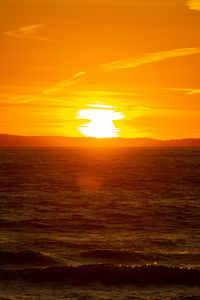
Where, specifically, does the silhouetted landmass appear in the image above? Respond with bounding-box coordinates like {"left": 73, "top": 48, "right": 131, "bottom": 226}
{"left": 0, "top": 134, "right": 200, "bottom": 147}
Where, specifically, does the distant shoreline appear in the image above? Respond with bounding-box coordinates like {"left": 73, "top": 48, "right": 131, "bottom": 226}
{"left": 0, "top": 134, "right": 200, "bottom": 147}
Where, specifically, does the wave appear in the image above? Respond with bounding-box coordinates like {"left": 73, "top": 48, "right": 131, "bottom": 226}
{"left": 81, "top": 249, "right": 200, "bottom": 265}
{"left": 0, "top": 250, "right": 58, "bottom": 266}
{"left": 0, "top": 219, "right": 50, "bottom": 230}
{"left": 81, "top": 249, "right": 149, "bottom": 262}
{"left": 1, "top": 263, "right": 200, "bottom": 286}
{"left": 0, "top": 218, "right": 107, "bottom": 231}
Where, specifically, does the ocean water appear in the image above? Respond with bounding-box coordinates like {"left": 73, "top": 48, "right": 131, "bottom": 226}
{"left": 0, "top": 147, "right": 200, "bottom": 299}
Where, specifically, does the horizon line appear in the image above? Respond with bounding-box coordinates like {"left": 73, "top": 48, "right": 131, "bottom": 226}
{"left": 0, "top": 133, "right": 200, "bottom": 142}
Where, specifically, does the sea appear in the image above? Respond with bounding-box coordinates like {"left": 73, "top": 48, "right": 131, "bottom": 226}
{"left": 0, "top": 147, "right": 200, "bottom": 300}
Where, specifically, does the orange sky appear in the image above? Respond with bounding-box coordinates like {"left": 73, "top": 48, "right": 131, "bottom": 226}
{"left": 0, "top": 0, "right": 200, "bottom": 139}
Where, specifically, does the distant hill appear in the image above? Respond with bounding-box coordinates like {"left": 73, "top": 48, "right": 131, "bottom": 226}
{"left": 0, "top": 134, "right": 200, "bottom": 147}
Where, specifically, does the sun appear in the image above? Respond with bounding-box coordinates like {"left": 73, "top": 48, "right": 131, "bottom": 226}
{"left": 77, "top": 106, "right": 124, "bottom": 138}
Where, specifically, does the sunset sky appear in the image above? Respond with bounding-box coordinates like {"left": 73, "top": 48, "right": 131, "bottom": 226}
{"left": 1, "top": 0, "right": 200, "bottom": 139}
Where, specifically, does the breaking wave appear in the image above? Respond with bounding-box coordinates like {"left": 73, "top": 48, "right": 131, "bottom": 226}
{"left": 0, "top": 250, "right": 58, "bottom": 266}
{"left": 81, "top": 249, "right": 200, "bottom": 265}
{"left": 1, "top": 263, "right": 200, "bottom": 286}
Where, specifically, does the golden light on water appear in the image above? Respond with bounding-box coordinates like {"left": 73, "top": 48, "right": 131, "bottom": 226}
{"left": 77, "top": 106, "right": 124, "bottom": 138}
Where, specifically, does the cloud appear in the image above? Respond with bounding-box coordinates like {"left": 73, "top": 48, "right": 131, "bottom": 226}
{"left": 165, "top": 88, "right": 200, "bottom": 95}
{"left": 70, "top": 90, "right": 138, "bottom": 98}
{"left": 42, "top": 72, "right": 86, "bottom": 95}
{"left": 101, "top": 47, "right": 200, "bottom": 71}
{"left": 0, "top": 72, "right": 86, "bottom": 106}
{"left": 4, "top": 24, "right": 48, "bottom": 41}
{"left": 56, "top": 72, "right": 86, "bottom": 87}
{"left": 187, "top": 0, "right": 200, "bottom": 11}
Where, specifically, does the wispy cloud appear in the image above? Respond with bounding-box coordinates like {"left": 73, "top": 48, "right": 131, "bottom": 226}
{"left": 42, "top": 72, "right": 86, "bottom": 95}
{"left": 0, "top": 72, "right": 86, "bottom": 106}
{"left": 4, "top": 24, "right": 48, "bottom": 41}
{"left": 101, "top": 47, "right": 200, "bottom": 71}
{"left": 71, "top": 90, "right": 138, "bottom": 97}
{"left": 165, "top": 88, "right": 200, "bottom": 95}
{"left": 187, "top": 0, "right": 200, "bottom": 11}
